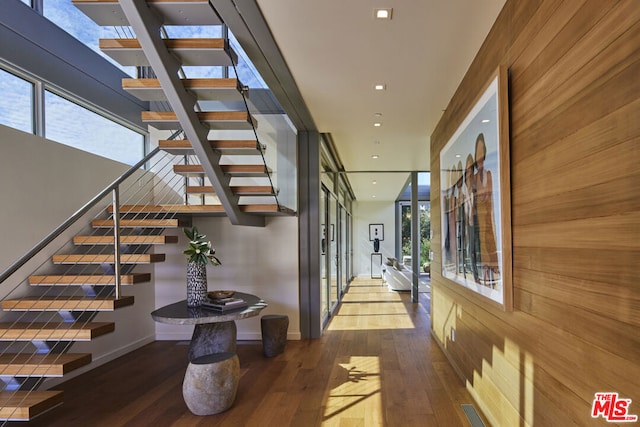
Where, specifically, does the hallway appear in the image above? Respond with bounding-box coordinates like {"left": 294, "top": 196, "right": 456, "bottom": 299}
{"left": 19, "top": 278, "right": 486, "bottom": 426}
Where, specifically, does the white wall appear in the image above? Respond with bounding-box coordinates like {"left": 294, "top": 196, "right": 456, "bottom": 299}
{"left": 352, "top": 201, "right": 396, "bottom": 277}
{"left": 153, "top": 216, "right": 301, "bottom": 341}
{"left": 0, "top": 125, "right": 131, "bottom": 272}
{"left": 0, "top": 124, "right": 156, "bottom": 383}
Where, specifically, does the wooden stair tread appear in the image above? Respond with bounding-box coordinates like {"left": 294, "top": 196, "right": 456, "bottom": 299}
{"left": 73, "top": 0, "right": 221, "bottom": 26}
{"left": 1, "top": 296, "right": 135, "bottom": 311}
{"left": 99, "top": 38, "right": 236, "bottom": 67}
{"left": 0, "top": 390, "right": 63, "bottom": 421}
{"left": 0, "top": 322, "right": 115, "bottom": 341}
{"left": 174, "top": 164, "right": 270, "bottom": 177}
{"left": 141, "top": 111, "right": 257, "bottom": 131}
{"left": 0, "top": 353, "right": 91, "bottom": 377}
{"left": 186, "top": 185, "right": 275, "bottom": 196}
{"left": 92, "top": 218, "right": 190, "bottom": 228}
{"left": 29, "top": 273, "right": 151, "bottom": 286}
{"left": 123, "top": 78, "right": 243, "bottom": 102}
{"left": 73, "top": 235, "right": 178, "bottom": 245}
{"left": 158, "top": 139, "right": 263, "bottom": 155}
{"left": 101, "top": 38, "right": 225, "bottom": 50}
{"left": 113, "top": 205, "right": 225, "bottom": 214}
{"left": 111, "top": 204, "right": 292, "bottom": 215}
{"left": 52, "top": 254, "right": 165, "bottom": 264}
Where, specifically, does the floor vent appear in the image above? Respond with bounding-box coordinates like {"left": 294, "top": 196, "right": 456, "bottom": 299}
{"left": 462, "top": 404, "right": 486, "bottom": 427}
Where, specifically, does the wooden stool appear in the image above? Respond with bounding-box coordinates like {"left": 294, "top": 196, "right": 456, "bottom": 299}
{"left": 182, "top": 352, "right": 239, "bottom": 415}
{"left": 260, "top": 314, "right": 289, "bottom": 357}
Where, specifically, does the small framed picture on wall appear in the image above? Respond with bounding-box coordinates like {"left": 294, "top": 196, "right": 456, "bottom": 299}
{"left": 369, "top": 224, "right": 384, "bottom": 241}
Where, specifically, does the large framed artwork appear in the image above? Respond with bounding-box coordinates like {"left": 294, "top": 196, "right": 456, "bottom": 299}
{"left": 439, "top": 66, "right": 512, "bottom": 310}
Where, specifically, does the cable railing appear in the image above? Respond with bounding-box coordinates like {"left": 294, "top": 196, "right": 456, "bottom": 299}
{"left": 0, "top": 132, "right": 197, "bottom": 422}
{"left": 138, "top": 20, "right": 283, "bottom": 210}
{"left": 227, "top": 33, "right": 297, "bottom": 211}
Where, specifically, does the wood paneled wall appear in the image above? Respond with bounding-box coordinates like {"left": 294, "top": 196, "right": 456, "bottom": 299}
{"left": 430, "top": 1, "right": 639, "bottom": 425}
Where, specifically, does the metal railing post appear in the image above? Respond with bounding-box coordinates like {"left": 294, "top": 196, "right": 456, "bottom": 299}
{"left": 112, "top": 187, "right": 122, "bottom": 300}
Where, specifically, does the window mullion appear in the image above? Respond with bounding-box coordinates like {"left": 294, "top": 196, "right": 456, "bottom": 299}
{"left": 33, "top": 80, "right": 45, "bottom": 137}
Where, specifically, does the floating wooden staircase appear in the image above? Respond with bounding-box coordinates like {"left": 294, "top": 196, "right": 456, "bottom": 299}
{"left": 0, "top": 0, "right": 294, "bottom": 419}
{"left": 0, "top": 214, "right": 181, "bottom": 420}
{"left": 79, "top": 0, "right": 293, "bottom": 225}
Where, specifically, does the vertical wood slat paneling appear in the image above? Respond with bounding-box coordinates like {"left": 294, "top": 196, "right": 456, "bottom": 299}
{"left": 430, "top": 1, "right": 640, "bottom": 426}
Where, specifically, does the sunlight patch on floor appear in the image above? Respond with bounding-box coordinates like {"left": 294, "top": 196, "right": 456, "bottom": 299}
{"left": 328, "top": 284, "right": 416, "bottom": 330}
{"left": 322, "top": 356, "right": 383, "bottom": 426}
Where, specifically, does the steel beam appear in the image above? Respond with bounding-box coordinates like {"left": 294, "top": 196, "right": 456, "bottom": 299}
{"left": 119, "top": 0, "right": 264, "bottom": 227}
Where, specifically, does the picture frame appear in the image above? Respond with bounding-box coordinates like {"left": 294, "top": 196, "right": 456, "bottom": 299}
{"left": 321, "top": 224, "right": 335, "bottom": 243}
{"left": 439, "top": 66, "right": 512, "bottom": 310}
{"left": 369, "top": 224, "right": 384, "bottom": 241}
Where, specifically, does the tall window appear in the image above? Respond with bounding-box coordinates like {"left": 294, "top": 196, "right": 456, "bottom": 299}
{"left": 0, "top": 69, "right": 33, "bottom": 133}
{"left": 45, "top": 91, "right": 144, "bottom": 165}
{"left": 43, "top": 0, "right": 135, "bottom": 76}
{"left": 400, "top": 202, "right": 431, "bottom": 268}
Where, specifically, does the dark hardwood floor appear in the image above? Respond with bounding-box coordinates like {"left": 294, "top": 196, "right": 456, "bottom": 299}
{"left": 13, "top": 278, "right": 486, "bottom": 426}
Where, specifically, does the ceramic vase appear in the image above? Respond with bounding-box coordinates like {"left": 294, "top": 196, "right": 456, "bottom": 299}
{"left": 186, "top": 262, "right": 207, "bottom": 307}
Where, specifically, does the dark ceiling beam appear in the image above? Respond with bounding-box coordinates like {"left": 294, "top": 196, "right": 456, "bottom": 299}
{"left": 211, "top": 0, "right": 317, "bottom": 132}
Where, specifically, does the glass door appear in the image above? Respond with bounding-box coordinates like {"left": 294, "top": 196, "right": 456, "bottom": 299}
{"left": 320, "top": 187, "right": 329, "bottom": 322}
{"left": 329, "top": 195, "right": 339, "bottom": 310}
{"left": 340, "top": 206, "right": 348, "bottom": 294}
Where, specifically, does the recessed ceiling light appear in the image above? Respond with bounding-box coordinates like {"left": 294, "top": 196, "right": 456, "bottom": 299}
{"left": 455, "top": 154, "right": 462, "bottom": 158}
{"left": 374, "top": 84, "right": 386, "bottom": 91}
{"left": 372, "top": 195, "right": 377, "bottom": 198}
{"left": 374, "top": 8, "right": 392, "bottom": 19}
{"left": 373, "top": 140, "right": 381, "bottom": 145}
{"left": 374, "top": 122, "right": 382, "bottom": 127}
{"left": 374, "top": 112, "right": 383, "bottom": 118}
{"left": 482, "top": 119, "right": 490, "bottom": 123}
{"left": 371, "top": 154, "right": 380, "bottom": 159}
{"left": 372, "top": 180, "right": 377, "bottom": 185}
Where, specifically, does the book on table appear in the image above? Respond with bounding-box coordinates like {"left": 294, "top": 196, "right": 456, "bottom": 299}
{"left": 202, "top": 297, "right": 248, "bottom": 312}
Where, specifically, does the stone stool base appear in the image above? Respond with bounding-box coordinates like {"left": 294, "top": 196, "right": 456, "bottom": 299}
{"left": 188, "top": 321, "right": 237, "bottom": 362}
{"left": 261, "top": 314, "right": 289, "bottom": 357}
{"left": 182, "top": 352, "right": 239, "bottom": 416}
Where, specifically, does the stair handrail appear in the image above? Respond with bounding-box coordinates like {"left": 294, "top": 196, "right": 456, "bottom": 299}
{"left": 0, "top": 146, "right": 160, "bottom": 286}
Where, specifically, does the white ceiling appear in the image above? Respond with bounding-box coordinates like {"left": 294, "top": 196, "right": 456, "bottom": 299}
{"left": 256, "top": 0, "right": 506, "bottom": 201}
